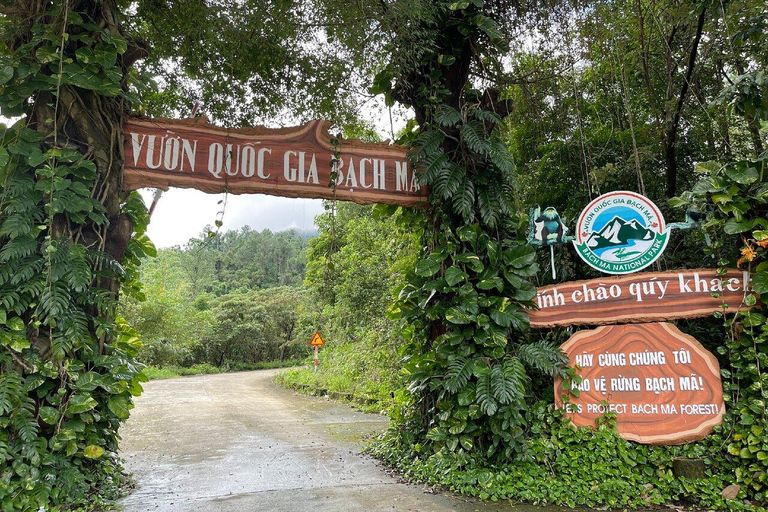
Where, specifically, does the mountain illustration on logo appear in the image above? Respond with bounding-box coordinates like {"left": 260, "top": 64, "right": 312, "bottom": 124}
{"left": 585, "top": 216, "right": 654, "bottom": 250}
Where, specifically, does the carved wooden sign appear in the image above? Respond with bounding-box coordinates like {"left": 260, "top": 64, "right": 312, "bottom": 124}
{"left": 554, "top": 323, "right": 725, "bottom": 445}
{"left": 122, "top": 117, "right": 427, "bottom": 207}
{"left": 529, "top": 268, "right": 753, "bottom": 328}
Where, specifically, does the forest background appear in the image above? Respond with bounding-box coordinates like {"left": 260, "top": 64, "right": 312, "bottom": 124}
{"left": 0, "top": 0, "right": 766, "bottom": 510}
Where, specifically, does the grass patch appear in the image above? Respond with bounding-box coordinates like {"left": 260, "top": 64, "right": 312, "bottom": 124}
{"left": 142, "top": 359, "right": 303, "bottom": 381}
{"left": 275, "top": 337, "right": 399, "bottom": 412}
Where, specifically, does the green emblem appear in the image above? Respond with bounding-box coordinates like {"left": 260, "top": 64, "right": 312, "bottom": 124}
{"left": 574, "top": 191, "right": 669, "bottom": 275}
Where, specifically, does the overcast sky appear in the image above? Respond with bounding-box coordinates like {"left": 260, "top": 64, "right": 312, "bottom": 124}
{"left": 140, "top": 189, "right": 325, "bottom": 248}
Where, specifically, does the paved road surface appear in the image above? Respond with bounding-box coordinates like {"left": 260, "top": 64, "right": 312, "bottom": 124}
{"left": 118, "top": 369, "right": 543, "bottom": 512}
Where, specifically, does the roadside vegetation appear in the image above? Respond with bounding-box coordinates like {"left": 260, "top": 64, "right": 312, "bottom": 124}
{"left": 277, "top": 2, "right": 768, "bottom": 510}
{"left": 143, "top": 360, "right": 302, "bottom": 380}
{"left": 120, "top": 228, "right": 317, "bottom": 376}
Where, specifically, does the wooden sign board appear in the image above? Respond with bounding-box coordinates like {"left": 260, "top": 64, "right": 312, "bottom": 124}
{"left": 529, "top": 269, "right": 753, "bottom": 328}
{"left": 554, "top": 323, "right": 725, "bottom": 445}
{"left": 123, "top": 117, "right": 428, "bottom": 207}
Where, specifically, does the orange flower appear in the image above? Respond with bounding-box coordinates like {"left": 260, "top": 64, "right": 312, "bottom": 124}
{"left": 738, "top": 241, "right": 757, "bottom": 267}
{"left": 757, "top": 238, "right": 768, "bottom": 249}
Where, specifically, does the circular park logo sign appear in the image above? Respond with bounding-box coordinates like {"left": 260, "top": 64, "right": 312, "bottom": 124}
{"left": 574, "top": 191, "right": 668, "bottom": 275}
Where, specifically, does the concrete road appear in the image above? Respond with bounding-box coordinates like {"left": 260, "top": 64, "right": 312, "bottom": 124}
{"left": 118, "top": 369, "right": 540, "bottom": 512}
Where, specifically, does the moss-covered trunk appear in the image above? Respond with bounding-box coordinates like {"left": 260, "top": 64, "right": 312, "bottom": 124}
{"left": 0, "top": 1, "right": 150, "bottom": 509}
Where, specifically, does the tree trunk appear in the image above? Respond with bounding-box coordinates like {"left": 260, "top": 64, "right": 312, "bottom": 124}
{"left": 662, "top": 5, "right": 707, "bottom": 198}
{"left": 734, "top": 59, "right": 765, "bottom": 155}
{"left": 0, "top": 1, "right": 150, "bottom": 505}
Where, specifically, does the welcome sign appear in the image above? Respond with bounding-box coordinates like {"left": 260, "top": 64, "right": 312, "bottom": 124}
{"left": 122, "top": 117, "right": 428, "bottom": 207}
{"left": 530, "top": 269, "right": 753, "bottom": 328}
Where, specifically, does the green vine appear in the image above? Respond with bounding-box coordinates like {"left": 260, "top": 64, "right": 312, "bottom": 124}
{"left": 372, "top": 0, "right": 568, "bottom": 465}
{"left": 674, "top": 151, "right": 768, "bottom": 502}
{"left": 0, "top": 3, "right": 152, "bottom": 509}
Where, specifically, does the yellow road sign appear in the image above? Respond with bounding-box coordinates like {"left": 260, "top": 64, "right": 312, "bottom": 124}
{"left": 309, "top": 331, "right": 325, "bottom": 347}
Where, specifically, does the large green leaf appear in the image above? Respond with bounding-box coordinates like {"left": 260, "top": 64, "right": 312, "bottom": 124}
{"left": 477, "top": 276, "right": 503, "bottom": 290}
{"left": 75, "top": 372, "right": 102, "bottom": 392}
{"left": 445, "top": 306, "right": 474, "bottom": 324}
{"left": 38, "top": 406, "right": 60, "bottom": 425}
{"left": 723, "top": 218, "right": 755, "bottom": 234}
{"left": 455, "top": 253, "right": 484, "bottom": 273}
{"left": 415, "top": 253, "right": 444, "bottom": 277}
{"left": 84, "top": 444, "right": 105, "bottom": 459}
{"left": 107, "top": 395, "right": 131, "bottom": 420}
{"left": 752, "top": 271, "right": 768, "bottom": 295}
{"left": 726, "top": 164, "right": 759, "bottom": 185}
{"left": 67, "top": 394, "right": 98, "bottom": 415}
{"left": 504, "top": 246, "right": 536, "bottom": 268}
{"left": 445, "top": 266, "right": 468, "bottom": 286}
{"left": 0, "top": 65, "right": 14, "bottom": 85}
{"left": 6, "top": 316, "right": 24, "bottom": 331}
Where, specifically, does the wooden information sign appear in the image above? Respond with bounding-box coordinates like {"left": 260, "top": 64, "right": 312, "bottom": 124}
{"left": 123, "top": 117, "right": 427, "bottom": 207}
{"left": 529, "top": 268, "right": 753, "bottom": 328}
{"left": 554, "top": 323, "right": 725, "bottom": 445}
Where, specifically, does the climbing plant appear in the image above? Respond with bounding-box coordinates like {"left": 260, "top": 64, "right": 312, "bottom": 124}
{"left": 0, "top": 1, "right": 152, "bottom": 509}
{"left": 669, "top": 19, "right": 768, "bottom": 500}
{"left": 673, "top": 155, "right": 768, "bottom": 500}
{"left": 372, "top": 0, "right": 568, "bottom": 463}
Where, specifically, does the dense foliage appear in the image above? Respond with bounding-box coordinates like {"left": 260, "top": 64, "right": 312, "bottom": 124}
{"left": 121, "top": 228, "right": 312, "bottom": 370}
{"left": 370, "top": 406, "right": 753, "bottom": 509}
{"left": 277, "top": 202, "right": 418, "bottom": 405}
{"left": 281, "top": 0, "right": 768, "bottom": 508}
{"left": 0, "top": 2, "right": 151, "bottom": 509}
{"left": 127, "top": 0, "right": 383, "bottom": 125}
{"left": 366, "top": 0, "right": 571, "bottom": 467}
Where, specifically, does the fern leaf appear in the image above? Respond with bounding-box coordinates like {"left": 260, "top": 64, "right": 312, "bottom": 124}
{"left": 434, "top": 104, "right": 463, "bottom": 127}
{"left": 0, "top": 289, "right": 22, "bottom": 313}
{"left": 443, "top": 165, "right": 464, "bottom": 199}
{"left": 475, "top": 367, "right": 498, "bottom": 415}
{"left": 66, "top": 244, "right": 92, "bottom": 292}
{"left": 17, "top": 275, "right": 45, "bottom": 297}
{"left": 445, "top": 357, "right": 473, "bottom": 393}
{"left": 460, "top": 120, "right": 491, "bottom": 155}
{"left": 489, "top": 138, "right": 514, "bottom": 174}
{"left": 39, "top": 281, "right": 72, "bottom": 326}
{"left": 0, "top": 259, "right": 20, "bottom": 286}
{"left": 13, "top": 406, "right": 39, "bottom": 444}
{"left": 10, "top": 257, "right": 44, "bottom": 287}
{"left": 470, "top": 108, "right": 502, "bottom": 125}
{"left": 490, "top": 364, "right": 513, "bottom": 404}
{"left": 451, "top": 178, "right": 475, "bottom": 222}
{"left": 421, "top": 151, "right": 448, "bottom": 184}
{"left": 413, "top": 129, "right": 445, "bottom": 160}
{"left": 0, "top": 212, "right": 34, "bottom": 237}
{"left": 0, "top": 234, "right": 37, "bottom": 262}
{"left": 477, "top": 188, "right": 498, "bottom": 228}
{"left": 0, "top": 371, "right": 23, "bottom": 415}
{"left": 489, "top": 357, "right": 528, "bottom": 406}
{"left": 518, "top": 341, "right": 568, "bottom": 377}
